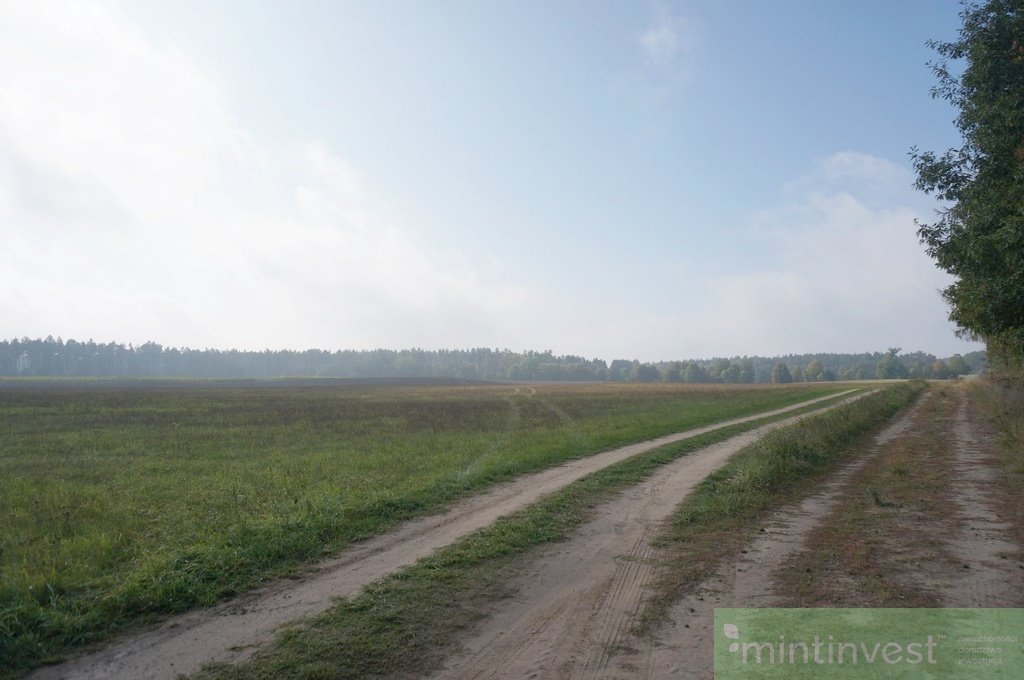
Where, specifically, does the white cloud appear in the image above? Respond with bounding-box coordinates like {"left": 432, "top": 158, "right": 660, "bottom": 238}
{"left": 650, "top": 153, "right": 982, "bottom": 358}
{"left": 818, "top": 151, "right": 908, "bottom": 184}
{"left": 525, "top": 152, "right": 980, "bottom": 362}
{"left": 638, "top": 4, "right": 698, "bottom": 67}
{"left": 0, "top": 1, "right": 529, "bottom": 351}
{"left": 640, "top": 17, "right": 678, "bottom": 64}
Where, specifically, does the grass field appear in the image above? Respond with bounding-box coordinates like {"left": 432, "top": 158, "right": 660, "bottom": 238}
{"left": 0, "top": 379, "right": 845, "bottom": 672}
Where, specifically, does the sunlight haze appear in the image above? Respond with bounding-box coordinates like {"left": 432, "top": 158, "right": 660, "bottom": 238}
{"left": 0, "top": 0, "right": 983, "bottom": 360}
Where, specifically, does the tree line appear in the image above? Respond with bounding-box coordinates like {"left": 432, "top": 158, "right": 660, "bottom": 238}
{"left": 911, "top": 0, "right": 1024, "bottom": 370}
{"left": 0, "top": 337, "right": 983, "bottom": 383}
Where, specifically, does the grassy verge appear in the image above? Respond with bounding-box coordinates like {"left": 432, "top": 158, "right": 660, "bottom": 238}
{"left": 967, "top": 374, "right": 1024, "bottom": 557}
{"left": 193, "top": 389, "right": 865, "bottom": 680}
{"left": 973, "top": 373, "right": 1024, "bottom": 472}
{"left": 637, "top": 380, "right": 926, "bottom": 629}
{"left": 1, "top": 382, "right": 844, "bottom": 674}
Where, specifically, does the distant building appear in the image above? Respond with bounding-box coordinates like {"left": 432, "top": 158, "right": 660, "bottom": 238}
{"left": 16, "top": 351, "right": 31, "bottom": 374}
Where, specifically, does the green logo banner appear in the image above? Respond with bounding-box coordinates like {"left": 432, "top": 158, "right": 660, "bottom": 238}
{"left": 714, "top": 608, "right": 1023, "bottom": 678}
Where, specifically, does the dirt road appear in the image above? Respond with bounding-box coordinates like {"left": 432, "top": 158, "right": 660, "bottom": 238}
{"left": 32, "top": 391, "right": 853, "bottom": 680}
{"left": 584, "top": 384, "right": 1023, "bottom": 680}
{"left": 428, "top": 391, "right": 874, "bottom": 680}
{"left": 610, "top": 391, "right": 936, "bottom": 679}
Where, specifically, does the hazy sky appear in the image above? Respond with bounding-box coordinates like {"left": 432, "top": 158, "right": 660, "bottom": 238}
{"left": 1, "top": 1, "right": 985, "bottom": 360}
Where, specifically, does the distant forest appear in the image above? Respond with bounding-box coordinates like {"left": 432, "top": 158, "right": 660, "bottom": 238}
{"left": 0, "top": 337, "right": 985, "bottom": 383}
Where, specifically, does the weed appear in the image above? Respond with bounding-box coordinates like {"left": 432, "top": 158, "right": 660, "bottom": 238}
{"left": 868, "top": 487, "right": 899, "bottom": 508}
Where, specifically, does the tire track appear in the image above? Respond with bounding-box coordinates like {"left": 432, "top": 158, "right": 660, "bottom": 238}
{"left": 583, "top": 533, "right": 657, "bottom": 674}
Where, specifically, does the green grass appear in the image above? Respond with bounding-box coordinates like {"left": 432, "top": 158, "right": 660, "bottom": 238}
{"left": 976, "top": 372, "right": 1024, "bottom": 467}
{"left": 0, "top": 380, "right": 845, "bottom": 674}
{"left": 195, "top": 388, "right": 865, "bottom": 680}
{"left": 969, "top": 374, "right": 1024, "bottom": 558}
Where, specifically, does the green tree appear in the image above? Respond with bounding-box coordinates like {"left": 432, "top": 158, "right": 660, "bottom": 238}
{"left": 876, "top": 347, "right": 909, "bottom": 379}
{"left": 608, "top": 359, "right": 634, "bottom": 382}
{"left": 631, "top": 363, "right": 662, "bottom": 382}
{"left": 771, "top": 362, "right": 793, "bottom": 384}
{"left": 804, "top": 359, "right": 825, "bottom": 382}
{"left": 911, "top": 0, "right": 1024, "bottom": 363}
{"left": 684, "top": 362, "right": 709, "bottom": 383}
{"left": 664, "top": 361, "right": 683, "bottom": 382}
{"left": 909, "top": 363, "right": 932, "bottom": 379}
{"left": 947, "top": 354, "right": 970, "bottom": 376}
{"left": 738, "top": 359, "right": 756, "bottom": 383}
{"left": 721, "top": 364, "right": 742, "bottom": 383}
{"left": 707, "top": 358, "right": 731, "bottom": 382}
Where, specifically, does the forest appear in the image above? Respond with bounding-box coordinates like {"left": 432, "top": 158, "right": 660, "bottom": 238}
{"left": 0, "top": 336, "right": 983, "bottom": 383}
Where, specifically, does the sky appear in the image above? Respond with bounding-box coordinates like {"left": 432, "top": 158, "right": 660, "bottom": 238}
{"left": 0, "top": 0, "right": 986, "bottom": 361}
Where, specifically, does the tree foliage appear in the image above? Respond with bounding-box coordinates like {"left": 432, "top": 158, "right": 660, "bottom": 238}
{"left": 804, "top": 359, "right": 825, "bottom": 382}
{"left": 876, "top": 348, "right": 911, "bottom": 379}
{"left": 683, "top": 361, "right": 710, "bottom": 383}
{"left": 911, "top": 0, "right": 1024, "bottom": 363}
{"left": 631, "top": 363, "right": 662, "bottom": 382}
{"left": 0, "top": 337, "right": 985, "bottom": 382}
{"left": 771, "top": 362, "right": 793, "bottom": 384}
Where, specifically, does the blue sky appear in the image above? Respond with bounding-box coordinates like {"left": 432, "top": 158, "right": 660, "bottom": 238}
{"left": 0, "top": 1, "right": 984, "bottom": 360}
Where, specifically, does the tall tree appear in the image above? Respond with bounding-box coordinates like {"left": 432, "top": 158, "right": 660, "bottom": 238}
{"left": 707, "top": 358, "right": 732, "bottom": 382}
{"left": 738, "top": 359, "right": 756, "bottom": 383}
{"left": 721, "top": 364, "right": 742, "bottom": 383}
{"left": 804, "top": 359, "right": 825, "bottom": 382}
{"left": 683, "top": 361, "right": 709, "bottom": 384}
{"left": 876, "top": 347, "right": 910, "bottom": 379}
{"left": 911, "top": 0, "right": 1024, "bottom": 365}
{"left": 771, "top": 362, "right": 793, "bottom": 384}
{"left": 947, "top": 354, "right": 971, "bottom": 376}
{"left": 664, "top": 361, "right": 684, "bottom": 382}
{"left": 631, "top": 363, "right": 662, "bottom": 382}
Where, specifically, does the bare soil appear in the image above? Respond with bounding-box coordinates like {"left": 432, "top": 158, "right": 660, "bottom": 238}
{"left": 30, "top": 392, "right": 850, "bottom": 680}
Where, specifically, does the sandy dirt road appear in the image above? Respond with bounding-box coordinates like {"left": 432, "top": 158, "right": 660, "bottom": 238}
{"left": 428, "top": 391, "right": 874, "bottom": 680}
{"left": 31, "top": 391, "right": 853, "bottom": 680}
{"left": 615, "top": 391, "right": 935, "bottom": 680}
{"left": 599, "top": 384, "right": 1023, "bottom": 680}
